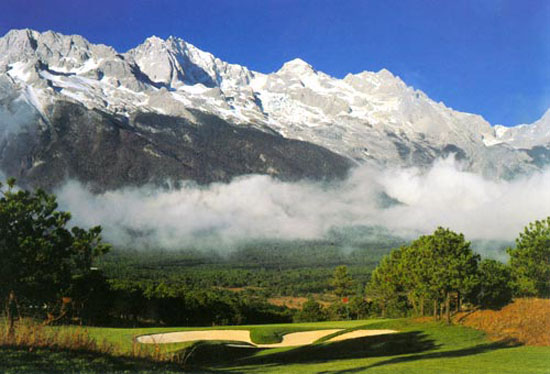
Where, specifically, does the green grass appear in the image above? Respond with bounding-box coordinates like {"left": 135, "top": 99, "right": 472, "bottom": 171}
{"left": 247, "top": 320, "right": 383, "bottom": 344}
{"left": 2, "top": 319, "right": 550, "bottom": 373}
{"left": 0, "top": 347, "right": 184, "bottom": 374}
{"left": 204, "top": 320, "right": 550, "bottom": 374}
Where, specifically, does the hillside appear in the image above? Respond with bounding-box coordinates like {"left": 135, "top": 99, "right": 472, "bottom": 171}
{"left": 458, "top": 298, "right": 550, "bottom": 346}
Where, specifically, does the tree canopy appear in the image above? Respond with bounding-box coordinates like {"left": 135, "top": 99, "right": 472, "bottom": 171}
{"left": 366, "top": 227, "right": 480, "bottom": 322}
{"left": 470, "top": 259, "right": 513, "bottom": 309}
{"left": 0, "top": 178, "right": 110, "bottom": 328}
{"left": 508, "top": 217, "right": 550, "bottom": 297}
{"left": 294, "top": 297, "right": 327, "bottom": 322}
{"left": 331, "top": 265, "right": 354, "bottom": 298}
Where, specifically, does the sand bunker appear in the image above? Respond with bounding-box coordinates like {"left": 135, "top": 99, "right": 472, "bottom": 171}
{"left": 137, "top": 330, "right": 252, "bottom": 345}
{"left": 137, "top": 329, "right": 396, "bottom": 348}
{"left": 327, "top": 329, "right": 397, "bottom": 342}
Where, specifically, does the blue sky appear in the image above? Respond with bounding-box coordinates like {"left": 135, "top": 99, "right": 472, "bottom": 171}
{"left": 1, "top": 0, "right": 549, "bottom": 126}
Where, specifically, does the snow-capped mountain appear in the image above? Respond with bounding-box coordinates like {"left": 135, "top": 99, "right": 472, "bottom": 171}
{"left": 493, "top": 109, "right": 550, "bottom": 149}
{"left": 0, "top": 29, "right": 549, "bottom": 189}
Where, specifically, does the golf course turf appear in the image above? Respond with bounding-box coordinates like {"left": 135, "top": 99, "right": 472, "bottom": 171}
{"left": 2, "top": 318, "right": 549, "bottom": 373}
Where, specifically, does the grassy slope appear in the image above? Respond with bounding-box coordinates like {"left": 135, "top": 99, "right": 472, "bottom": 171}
{"left": 458, "top": 298, "right": 550, "bottom": 346}
{"left": 192, "top": 320, "right": 550, "bottom": 374}
{"left": 0, "top": 348, "right": 184, "bottom": 374}
{"left": 2, "top": 319, "right": 549, "bottom": 374}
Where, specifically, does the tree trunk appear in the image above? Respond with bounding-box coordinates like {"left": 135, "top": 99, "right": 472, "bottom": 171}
{"left": 420, "top": 296, "right": 425, "bottom": 316}
{"left": 6, "top": 290, "right": 17, "bottom": 339}
{"left": 410, "top": 294, "right": 418, "bottom": 316}
{"left": 433, "top": 299, "right": 438, "bottom": 321}
{"left": 7, "top": 308, "right": 15, "bottom": 340}
{"left": 445, "top": 291, "right": 451, "bottom": 324}
{"left": 455, "top": 292, "right": 460, "bottom": 313}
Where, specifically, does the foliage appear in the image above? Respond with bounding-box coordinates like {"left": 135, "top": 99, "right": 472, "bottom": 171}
{"left": 327, "top": 301, "right": 350, "bottom": 321}
{"left": 507, "top": 217, "right": 550, "bottom": 297}
{"left": 95, "top": 246, "right": 382, "bottom": 298}
{"left": 0, "top": 179, "right": 110, "bottom": 324}
{"left": 89, "top": 279, "right": 293, "bottom": 327}
{"left": 366, "top": 227, "right": 480, "bottom": 321}
{"left": 470, "top": 259, "right": 513, "bottom": 309}
{"left": 325, "top": 297, "right": 374, "bottom": 321}
{"left": 294, "top": 298, "right": 327, "bottom": 322}
{"left": 365, "top": 246, "right": 408, "bottom": 317}
{"left": 331, "top": 265, "right": 355, "bottom": 298}
{"left": 347, "top": 296, "right": 373, "bottom": 320}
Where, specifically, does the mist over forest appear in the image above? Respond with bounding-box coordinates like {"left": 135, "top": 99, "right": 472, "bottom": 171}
{"left": 41, "top": 157, "right": 548, "bottom": 255}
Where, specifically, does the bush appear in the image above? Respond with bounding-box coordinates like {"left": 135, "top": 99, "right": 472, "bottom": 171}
{"left": 294, "top": 298, "right": 327, "bottom": 322}
{"left": 348, "top": 296, "right": 373, "bottom": 319}
{"left": 471, "top": 259, "right": 513, "bottom": 309}
{"left": 327, "top": 301, "right": 350, "bottom": 321}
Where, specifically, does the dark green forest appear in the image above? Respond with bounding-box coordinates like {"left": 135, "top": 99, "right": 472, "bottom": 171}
{"left": 88, "top": 235, "right": 403, "bottom": 326}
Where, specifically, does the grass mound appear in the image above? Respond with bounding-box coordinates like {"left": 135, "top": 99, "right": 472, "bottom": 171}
{"left": 0, "top": 319, "right": 113, "bottom": 355}
{"left": 0, "top": 319, "right": 184, "bottom": 368}
{"left": 249, "top": 326, "right": 322, "bottom": 344}
{"left": 458, "top": 298, "right": 550, "bottom": 346}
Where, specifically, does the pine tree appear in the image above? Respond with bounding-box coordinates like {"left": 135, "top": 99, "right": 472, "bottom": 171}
{"left": 508, "top": 217, "right": 550, "bottom": 297}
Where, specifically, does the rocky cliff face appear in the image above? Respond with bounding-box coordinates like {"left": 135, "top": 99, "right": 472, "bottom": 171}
{"left": 0, "top": 29, "right": 549, "bottom": 190}
{"left": 1, "top": 98, "right": 352, "bottom": 191}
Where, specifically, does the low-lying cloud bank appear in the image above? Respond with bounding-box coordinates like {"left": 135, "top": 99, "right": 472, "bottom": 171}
{"left": 50, "top": 157, "right": 550, "bottom": 250}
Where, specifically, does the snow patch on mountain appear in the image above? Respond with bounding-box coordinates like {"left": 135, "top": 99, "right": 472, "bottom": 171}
{"left": 493, "top": 109, "right": 550, "bottom": 149}
{"left": 0, "top": 28, "right": 549, "bottom": 179}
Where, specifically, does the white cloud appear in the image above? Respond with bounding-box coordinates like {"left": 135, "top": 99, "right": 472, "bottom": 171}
{"left": 51, "top": 157, "right": 550, "bottom": 250}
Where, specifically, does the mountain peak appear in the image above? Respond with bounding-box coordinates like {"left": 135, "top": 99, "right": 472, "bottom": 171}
{"left": 140, "top": 35, "right": 191, "bottom": 53}
{"left": 278, "top": 58, "right": 315, "bottom": 74}
{"left": 3, "top": 28, "right": 40, "bottom": 39}
{"left": 0, "top": 28, "right": 40, "bottom": 55}
{"left": 166, "top": 35, "right": 184, "bottom": 43}
{"left": 377, "top": 68, "right": 395, "bottom": 78}
{"left": 0, "top": 28, "right": 98, "bottom": 69}
{"left": 143, "top": 35, "right": 165, "bottom": 44}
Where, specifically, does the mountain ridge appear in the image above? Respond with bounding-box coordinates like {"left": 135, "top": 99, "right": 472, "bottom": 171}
{"left": 1, "top": 28, "right": 549, "bottom": 188}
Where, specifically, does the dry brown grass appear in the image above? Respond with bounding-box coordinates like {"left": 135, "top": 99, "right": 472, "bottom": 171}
{"left": 0, "top": 318, "right": 113, "bottom": 354}
{"left": 217, "top": 286, "right": 264, "bottom": 293}
{"left": 267, "top": 296, "right": 309, "bottom": 309}
{"left": 267, "top": 295, "right": 334, "bottom": 309}
{"left": 457, "top": 298, "right": 550, "bottom": 346}
{"left": 0, "top": 319, "right": 178, "bottom": 364}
